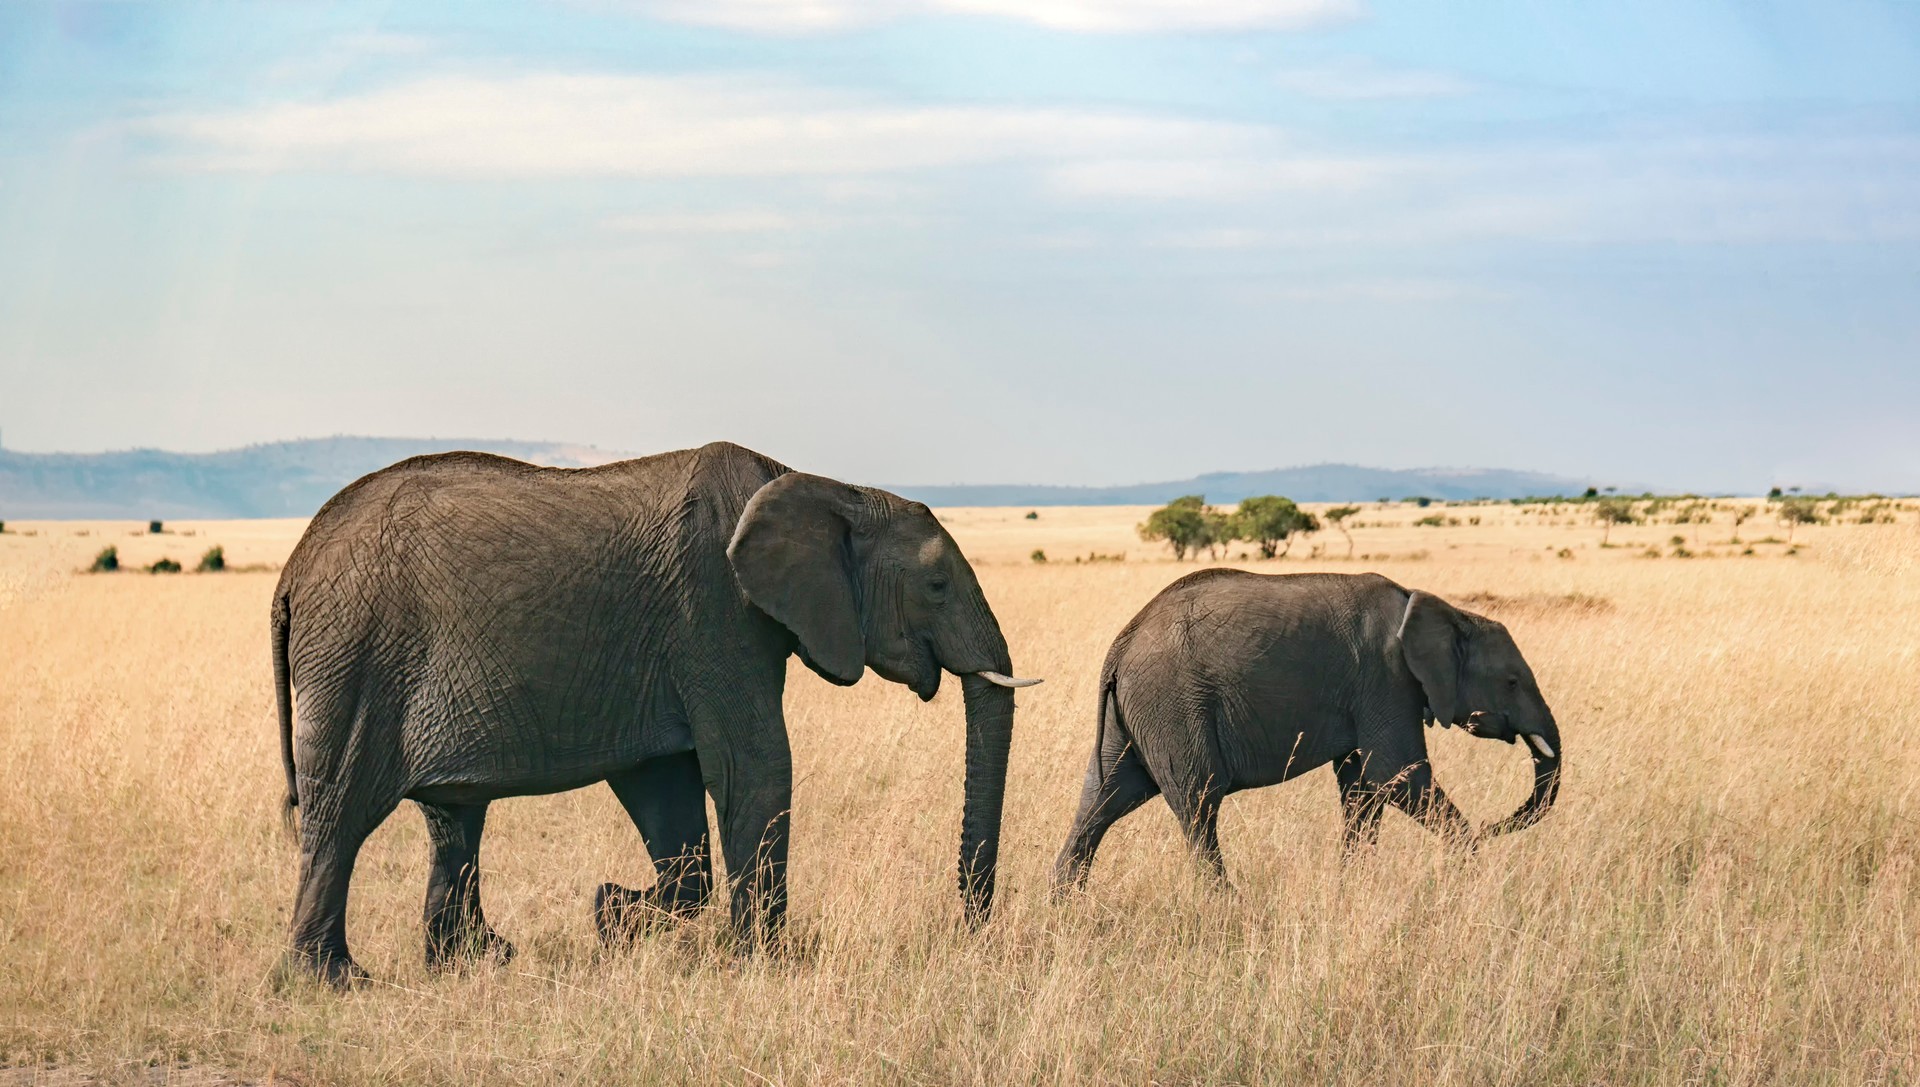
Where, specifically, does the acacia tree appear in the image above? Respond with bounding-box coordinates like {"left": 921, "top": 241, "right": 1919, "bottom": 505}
{"left": 1199, "top": 508, "right": 1235, "bottom": 560}
{"left": 1232, "top": 495, "right": 1320, "bottom": 559}
{"left": 1594, "top": 497, "right": 1638, "bottom": 545}
{"left": 1139, "top": 495, "right": 1210, "bottom": 560}
{"left": 1324, "top": 505, "right": 1359, "bottom": 559}
{"left": 1778, "top": 497, "right": 1823, "bottom": 541}
{"left": 1730, "top": 504, "right": 1757, "bottom": 543}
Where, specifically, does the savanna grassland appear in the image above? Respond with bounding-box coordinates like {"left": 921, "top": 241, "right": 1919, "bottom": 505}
{"left": 2, "top": 498, "right": 1917, "bottom": 1085}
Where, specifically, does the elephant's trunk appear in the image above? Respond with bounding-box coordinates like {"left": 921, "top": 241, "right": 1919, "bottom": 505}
{"left": 958, "top": 673, "right": 1014, "bottom": 925}
{"left": 1480, "top": 720, "right": 1561, "bottom": 839}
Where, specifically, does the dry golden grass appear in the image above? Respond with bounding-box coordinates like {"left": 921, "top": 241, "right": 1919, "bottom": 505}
{"left": 2, "top": 501, "right": 1917, "bottom": 1085}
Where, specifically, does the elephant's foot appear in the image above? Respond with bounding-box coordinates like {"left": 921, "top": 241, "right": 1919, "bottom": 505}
{"left": 282, "top": 946, "right": 372, "bottom": 991}
{"left": 425, "top": 925, "right": 516, "bottom": 973}
{"left": 594, "top": 882, "right": 702, "bottom": 946}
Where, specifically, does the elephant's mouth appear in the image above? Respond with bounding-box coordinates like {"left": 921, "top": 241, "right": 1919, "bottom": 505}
{"left": 871, "top": 636, "right": 942, "bottom": 702}
{"left": 1464, "top": 709, "right": 1517, "bottom": 744}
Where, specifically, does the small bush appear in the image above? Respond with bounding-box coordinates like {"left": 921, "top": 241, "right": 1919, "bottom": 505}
{"left": 1642, "top": 547, "right": 1662, "bottom": 559}
{"left": 89, "top": 546, "right": 119, "bottom": 573}
{"left": 0, "top": 520, "right": 6, "bottom": 533}
{"left": 148, "top": 520, "right": 165, "bottom": 535}
{"left": 196, "top": 546, "right": 226, "bottom": 573}
{"left": 1414, "top": 514, "right": 1446, "bottom": 527}
{"left": 1556, "top": 548, "right": 1575, "bottom": 559}
{"left": 1670, "top": 536, "right": 1687, "bottom": 548}
{"left": 1024, "top": 511, "right": 1038, "bottom": 520}
{"left": 1029, "top": 549, "right": 1046, "bottom": 563}
{"left": 149, "top": 557, "right": 182, "bottom": 574}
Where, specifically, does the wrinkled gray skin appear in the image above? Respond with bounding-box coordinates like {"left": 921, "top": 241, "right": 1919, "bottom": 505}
{"left": 1052, "top": 571, "right": 1561, "bottom": 892}
{"left": 272, "top": 442, "right": 1024, "bottom": 987}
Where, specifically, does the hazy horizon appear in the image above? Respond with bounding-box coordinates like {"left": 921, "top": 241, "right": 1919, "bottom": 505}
{"left": 4, "top": 2, "right": 1919, "bottom": 493}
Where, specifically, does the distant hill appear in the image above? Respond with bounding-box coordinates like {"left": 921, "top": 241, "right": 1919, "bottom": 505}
{"left": 889, "top": 464, "right": 1597, "bottom": 507}
{"left": 0, "top": 437, "right": 625, "bottom": 519}
{"left": 0, "top": 438, "right": 1599, "bottom": 519}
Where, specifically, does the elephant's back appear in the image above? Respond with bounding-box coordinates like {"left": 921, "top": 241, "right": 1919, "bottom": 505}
{"left": 1115, "top": 569, "right": 1400, "bottom": 653}
{"left": 275, "top": 441, "right": 787, "bottom": 673}
{"left": 1108, "top": 570, "right": 1399, "bottom": 783}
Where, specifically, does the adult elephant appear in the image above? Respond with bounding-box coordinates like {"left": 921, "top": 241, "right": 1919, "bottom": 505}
{"left": 271, "top": 442, "right": 1037, "bottom": 987}
{"left": 1051, "top": 571, "right": 1560, "bottom": 892}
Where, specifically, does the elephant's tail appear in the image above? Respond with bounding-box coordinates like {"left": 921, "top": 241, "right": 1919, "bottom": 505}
{"left": 272, "top": 591, "right": 298, "bottom": 839}
{"left": 1094, "top": 643, "right": 1125, "bottom": 760}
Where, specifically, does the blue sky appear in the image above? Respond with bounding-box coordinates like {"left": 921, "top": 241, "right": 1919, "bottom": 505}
{"left": 2, "top": 1, "right": 1918, "bottom": 491}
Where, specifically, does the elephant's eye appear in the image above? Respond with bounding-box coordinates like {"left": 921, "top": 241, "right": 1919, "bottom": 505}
{"left": 929, "top": 578, "right": 949, "bottom": 595}
{"left": 1507, "top": 675, "right": 1520, "bottom": 689}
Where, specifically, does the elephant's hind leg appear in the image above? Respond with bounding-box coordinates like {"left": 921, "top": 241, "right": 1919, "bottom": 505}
{"left": 1163, "top": 781, "right": 1229, "bottom": 885}
{"left": 1051, "top": 737, "right": 1160, "bottom": 895}
{"left": 596, "top": 751, "right": 715, "bottom": 945}
{"left": 287, "top": 774, "right": 401, "bottom": 989}
{"left": 418, "top": 800, "right": 514, "bottom": 971}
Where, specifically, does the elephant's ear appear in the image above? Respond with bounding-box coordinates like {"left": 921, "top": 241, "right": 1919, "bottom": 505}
{"left": 1399, "top": 591, "right": 1466, "bottom": 726}
{"left": 728, "top": 473, "right": 867, "bottom": 685}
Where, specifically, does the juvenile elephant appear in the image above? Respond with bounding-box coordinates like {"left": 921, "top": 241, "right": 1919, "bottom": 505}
{"left": 272, "top": 441, "right": 1037, "bottom": 986}
{"left": 1052, "top": 571, "right": 1560, "bottom": 891}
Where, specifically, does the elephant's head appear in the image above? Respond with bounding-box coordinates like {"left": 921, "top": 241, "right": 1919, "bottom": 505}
{"left": 727, "top": 472, "right": 1038, "bottom": 923}
{"left": 1398, "top": 591, "right": 1561, "bottom": 839}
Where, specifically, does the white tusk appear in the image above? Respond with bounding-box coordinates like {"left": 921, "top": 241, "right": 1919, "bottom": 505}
{"left": 976, "top": 671, "right": 1043, "bottom": 688}
{"left": 1524, "top": 734, "right": 1557, "bottom": 759}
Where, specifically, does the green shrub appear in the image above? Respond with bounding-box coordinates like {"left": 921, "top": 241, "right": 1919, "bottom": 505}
{"left": 1414, "top": 514, "right": 1446, "bottom": 527}
{"left": 1024, "top": 511, "right": 1039, "bottom": 520}
{"left": 89, "top": 546, "right": 119, "bottom": 573}
{"left": 196, "top": 546, "right": 226, "bottom": 573}
{"left": 1230, "top": 496, "right": 1317, "bottom": 559}
{"left": 148, "top": 520, "right": 165, "bottom": 535}
{"left": 149, "top": 557, "right": 182, "bottom": 574}
{"left": 1139, "top": 496, "right": 1211, "bottom": 561}
{"left": 1030, "top": 549, "right": 1046, "bottom": 563}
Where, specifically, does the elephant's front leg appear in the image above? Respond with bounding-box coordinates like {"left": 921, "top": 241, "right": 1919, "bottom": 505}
{"left": 703, "top": 728, "right": 793, "bottom": 947}
{"left": 595, "top": 752, "right": 715, "bottom": 945}
{"left": 418, "top": 800, "right": 515, "bottom": 971}
{"left": 1380, "top": 760, "right": 1474, "bottom": 846}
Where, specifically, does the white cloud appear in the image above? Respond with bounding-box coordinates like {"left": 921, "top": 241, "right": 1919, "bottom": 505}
{"left": 1272, "top": 58, "right": 1471, "bottom": 100}
{"left": 1059, "top": 132, "right": 1920, "bottom": 246}
{"left": 603, "top": 210, "right": 810, "bottom": 233}
{"left": 1047, "top": 154, "right": 1413, "bottom": 199}
{"left": 133, "top": 69, "right": 1920, "bottom": 250}
{"left": 1263, "top": 278, "right": 1514, "bottom": 302}
{"left": 331, "top": 32, "right": 439, "bottom": 56}
{"left": 605, "top": 0, "right": 1360, "bottom": 34}
{"left": 261, "top": 31, "right": 442, "bottom": 85}
{"left": 141, "top": 73, "right": 1261, "bottom": 178}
